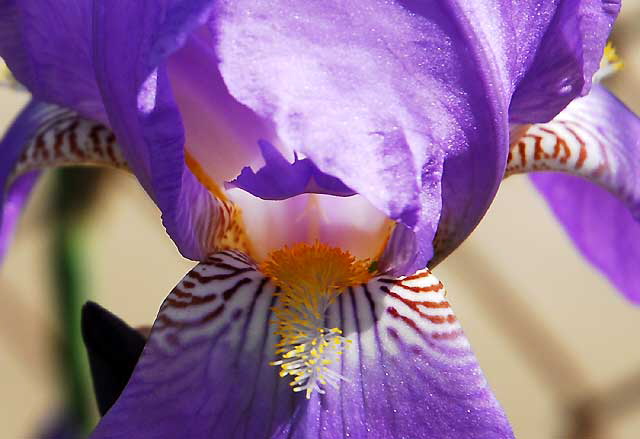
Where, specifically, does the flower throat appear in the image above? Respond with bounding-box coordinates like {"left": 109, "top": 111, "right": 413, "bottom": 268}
{"left": 261, "top": 242, "right": 372, "bottom": 398}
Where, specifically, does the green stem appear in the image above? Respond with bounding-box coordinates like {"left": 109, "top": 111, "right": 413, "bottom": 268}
{"left": 51, "top": 168, "right": 96, "bottom": 434}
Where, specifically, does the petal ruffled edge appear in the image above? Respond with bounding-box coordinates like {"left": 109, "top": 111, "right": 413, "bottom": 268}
{"left": 226, "top": 140, "right": 356, "bottom": 200}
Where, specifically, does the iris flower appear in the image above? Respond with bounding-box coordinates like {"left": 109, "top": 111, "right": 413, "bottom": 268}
{"left": 0, "top": 1, "right": 636, "bottom": 437}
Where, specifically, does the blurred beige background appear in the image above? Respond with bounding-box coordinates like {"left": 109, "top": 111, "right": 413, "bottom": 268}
{"left": 2, "top": 4, "right": 640, "bottom": 438}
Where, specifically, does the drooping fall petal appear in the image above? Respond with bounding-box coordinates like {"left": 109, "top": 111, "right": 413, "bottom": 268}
{"left": 0, "top": 101, "right": 98, "bottom": 261}
{"left": 507, "top": 85, "right": 640, "bottom": 303}
{"left": 0, "top": 97, "right": 232, "bottom": 263}
{"left": 92, "top": 251, "right": 513, "bottom": 438}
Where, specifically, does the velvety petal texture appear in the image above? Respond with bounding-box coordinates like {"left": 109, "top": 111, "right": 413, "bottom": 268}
{"left": 507, "top": 85, "right": 640, "bottom": 303}
{"left": 92, "top": 251, "right": 512, "bottom": 438}
{"left": 211, "top": 0, "right": 523, "bottom": 272}
{"left": 430, "top": 0, "right": 619, "bottom": 266}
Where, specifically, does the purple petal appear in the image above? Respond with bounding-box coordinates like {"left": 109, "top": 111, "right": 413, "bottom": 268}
{"left": 0, "top": 100, "right": 61, "bottom": 262}
{"left": 510, "top": 0, "right": 620, "bottom": 123}
{"left": 0, "top": 172, "right": 38, "bottom": 263}
{"left": 167, "top": 32, "right": 273, "bottom": 184}
{"left": 92, "top": 251, "right": 512, "bottom": 438}
{"left": 0, "top": 1, "right": 105, "bottom": 121}
{"left": 4, "top": 1, "right": 618, "bottom": 273}
{"left": 509, "top": 85, "right": 640, "bottom": 303}
{"left": 532, "top": 175, "right": 640, "bottom": 304}
{"left": 92, "top": 1, "right": 230, "bottom": 260}
{"left": 92, "top": 0, "right": 213, "bottom": 188}
{"left": 212, "top": 1, "right": 536, "bottom": 272}
{"left": 2, "top": 1, "right": 228, "bottom": 261}
{"left": 0, "top": 99, "right": 136, "bottom": 262}
{"left": 226, "top": 140, "right": 356, "bottom": 200}
{"left": 0, "top": 101, "right": 55, "bottom": 194}
{"left": 429, "top": 2, "right": 619, "bottom": 267}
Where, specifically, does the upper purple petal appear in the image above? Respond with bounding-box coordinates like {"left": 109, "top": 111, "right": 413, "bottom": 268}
{"left": 92, "top": 1, "right": 225, "bottom": 260}
{"left": 0, "top": 0, "right": 225, "bottom": 261}
{"left": 92, "top": 1, "right": 213, "bottom": 188}
{"left": 92, "top": 251, "right": 513, "bottom": 438}
{"left": 0, "top": 1, "right": 104, "bottom": 121}
{"left": 212, "top": 1, "right": 528, "bottom": 272}
{"left": 1, "top": 1, "right": 620, "bottom": 272}
{"left": 429, "top": 1, "right": 619, "bottom": 266}
{"left": 166, "top": 33, "right": 274, "bottom": 184}
{"left": 528, "top": 85, "right": 640, "bottom": 303}
{"left": 510, "top": 0, "right": 620, "bottom": 123}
